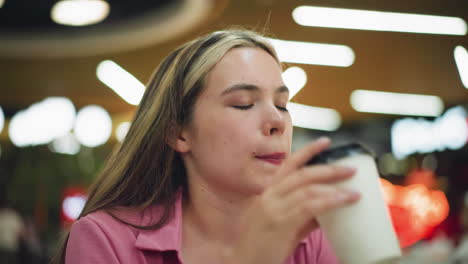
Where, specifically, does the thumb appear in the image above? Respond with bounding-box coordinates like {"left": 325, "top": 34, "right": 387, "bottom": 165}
{"left": 275, "top": 137, "right": 330, "bottom": 183}
{"left": 288, "top": 137, "right": 330, "bottom": 170}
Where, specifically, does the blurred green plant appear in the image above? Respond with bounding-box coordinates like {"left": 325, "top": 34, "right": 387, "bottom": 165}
{"left": 0, "top": 141, "right": 112, "bottom": 254}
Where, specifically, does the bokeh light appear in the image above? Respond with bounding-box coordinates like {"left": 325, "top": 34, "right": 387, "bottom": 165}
{"left": 454, "top": 46, "right": 468, "bottom": 89}
{"left": 287, "top": 102, "right": 341, "bottom": 131}
{"left": 269, "top": 38, "right": 355, "bottom": 67}
{"left": 351, "top": 89, "right": 444, "bottom": 117}
{"left": 392, "top": 106, "right": 468, "bottom": 159}
{"left": 9, "top": 97, "right": 76, "bottom": 147}
{"left": 0, "top": 105, "right": 4, "bottom": 134}
{"left": 61, "top": 187, "right": 87, "bottom": 224}
{"left": 293, "top": 6, "right": 467, "bottom": 35}
{"left": 97, "top": 60, "right": 145, "bottom": 105}
{"left": 62, "top": 195, "right": 86, "bottom": 220}
{"left": 49, "top": 132, "right": 81, "bottom": 155}
{"left": 51, "top": 0, "right": 110, "bottom": 26}
{"left": 116, "top": 121, "right": 131, "bottom": 142}
{"left": 380, "top": 179, "right": 449, "bottom": 248}
{"left": 74, "top": 105, "right": 112, "bottom": 147}
{"left": 282, "top": 66, "right": 307, "bottom": 100}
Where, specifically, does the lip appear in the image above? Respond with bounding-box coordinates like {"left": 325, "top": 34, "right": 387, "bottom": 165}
{"left": 255, "top": 152, "right": 286, "bottom": 165}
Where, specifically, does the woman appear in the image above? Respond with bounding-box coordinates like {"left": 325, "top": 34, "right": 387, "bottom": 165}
{"left": 55, "top": 29, "right": 360, "bottom": 264}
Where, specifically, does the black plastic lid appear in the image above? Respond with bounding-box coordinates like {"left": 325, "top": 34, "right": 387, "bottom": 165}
{"left": 306, "top": 142, "right": 373, "bottom": 165}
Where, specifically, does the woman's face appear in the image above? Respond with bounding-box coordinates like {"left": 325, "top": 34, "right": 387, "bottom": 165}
{"left": 178, "top": 47, "right": 292, "bottom": 196}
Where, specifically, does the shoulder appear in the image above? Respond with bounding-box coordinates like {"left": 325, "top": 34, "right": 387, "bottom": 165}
{"left": 65, "top": 207, "right": 158, "bottom": 263}
{"left": 69, "top": 206, "right": 151, "bottom": 242}
{"left": 68, "top": 203, "right": 170, "bottom": 242}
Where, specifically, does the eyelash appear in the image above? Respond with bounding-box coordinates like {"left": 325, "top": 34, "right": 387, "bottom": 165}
{"left": 277, "top": 106, "right": 288, "bottom": 112}
{"left": 232, "top": 105, "right": 288, "bottom": 112}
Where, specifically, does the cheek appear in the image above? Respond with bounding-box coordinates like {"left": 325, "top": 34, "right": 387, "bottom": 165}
{"left": 286, "top": 120, "right": 293, "bottom": 140}
{"left": 201, "top": 114, "right": 253, "bottom": 152}
{"left": 191, "top": 107, "right": 259, "bottom": 164}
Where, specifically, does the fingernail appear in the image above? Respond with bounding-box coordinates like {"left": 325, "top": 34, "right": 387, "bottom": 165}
{"left": 336, "top": 193, "right": 351, "bottom": 202}
{"left": 317, "top": 136, "right": 330, "bottom": 143}
{"left": 347, "top": 191, "right": 361, "bottom": 200}
{"left": 341, "top": 166, "right": 356, "bottom": 174}
{"left": 337, "top": 191, "right": 360, "bottom": 202}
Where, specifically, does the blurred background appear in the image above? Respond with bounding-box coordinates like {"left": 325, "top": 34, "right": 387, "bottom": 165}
{"left": 0, "top": 0, "right": 467, "bottom": 263}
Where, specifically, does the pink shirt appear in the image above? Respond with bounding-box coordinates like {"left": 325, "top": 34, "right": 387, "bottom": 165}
{"left": 66, "top": 194, "right": 340, "bottom": 264}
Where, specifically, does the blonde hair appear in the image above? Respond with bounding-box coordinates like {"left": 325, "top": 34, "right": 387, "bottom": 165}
{"left": 52, "top": 28, "right": 280, "bottom": 264}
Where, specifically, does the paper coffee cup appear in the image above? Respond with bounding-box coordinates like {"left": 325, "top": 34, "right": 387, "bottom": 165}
{"left": 308, "top": 143, "right": 401, "bottom": 264}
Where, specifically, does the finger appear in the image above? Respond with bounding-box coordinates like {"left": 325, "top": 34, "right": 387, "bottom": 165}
{"left": 296, "top": 192, "right": 359, "bottom": 221}
{"left": 274, "top": 165, "right": 356, "bottom": 197}
{"left": 273, "top": 138, "right": 331, "bottom": 185}
{"left": 282, "top": 184, "right": 360, "bottom": 225}
{"left": 284, "top": 137, "right": 331, "bottom": 172}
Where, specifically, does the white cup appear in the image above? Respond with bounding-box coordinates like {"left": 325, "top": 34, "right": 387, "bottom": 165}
{"left": 308, "top": 143, "right": 401, "bottom": 264}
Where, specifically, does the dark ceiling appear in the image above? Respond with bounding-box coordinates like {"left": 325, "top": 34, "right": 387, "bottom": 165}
{"left": 0, "top": 0, "right": 177, "bottom": 33}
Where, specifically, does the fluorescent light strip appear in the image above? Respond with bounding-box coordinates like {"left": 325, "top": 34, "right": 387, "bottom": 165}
{"left": 282, "top": 67, "right": 307, "bottom": 100}
{"left": 293, "top": 6, "right": 467, "bottom": 35}
{"left": 268, "top": 38, "right": 355, "bottom": 67}
{"left": 288, "top": 102, "right": 341, "bottom": 131}
{"left": 454, "top": 46, "right": 468, "bottom": 89}
{"left": 350, "top": 90, "right": 444, "bottom": 117}
{"left": 96, "top": 60, "right": 145, "bottom": 105}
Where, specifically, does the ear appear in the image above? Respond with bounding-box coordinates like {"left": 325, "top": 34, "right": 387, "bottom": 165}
{"left": 167, "top": 126, "right": 191, "bottom": 153}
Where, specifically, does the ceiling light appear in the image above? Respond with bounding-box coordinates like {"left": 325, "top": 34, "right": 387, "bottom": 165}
{"left": 9, "top": 97, "right": 76, "bottom": 147}
{"left": 51, "top": 0, "right": 110, "bottom": 26}
{"left": 293, "top": 6, "right": 467, "bottom": 35}
{"left": 282, "top": 67, "right": 307, "bottom": 100}
{"left": 454, "top": 46, "right": 468, "bottom": 89}
{"left": 74, "top": 105, "right": 112, "bottom": 147}
{"left": 288, "top": 102, "right": 341, "bottom": 131}
{"left": 116, "top": 121, "right": 131, "bottom": 142}
{"left": 268, "top": 38, "right": 354, "bottom": 67}
{"left": 350, "top": 90, "right": 444, "bottom": 117}
{"left": 97, "top": 60, "right": 145, "bottom": 105}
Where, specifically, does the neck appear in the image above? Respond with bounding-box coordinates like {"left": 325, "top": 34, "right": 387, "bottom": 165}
{"left": 182, "top": 179, "right": 257, "bottom": 246}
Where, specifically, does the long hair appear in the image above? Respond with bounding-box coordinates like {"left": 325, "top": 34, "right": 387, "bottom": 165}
{"left": 52, "top": 28, "right": 280, "bottom": 264}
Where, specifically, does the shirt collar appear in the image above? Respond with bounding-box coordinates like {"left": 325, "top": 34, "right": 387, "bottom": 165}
{"left": 134, "top": 193, "right": 183, "bottom": 252}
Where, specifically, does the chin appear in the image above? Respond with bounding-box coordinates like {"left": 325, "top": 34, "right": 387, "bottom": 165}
{"left": 246, "top": 178, "right": 272, "bottom": 195}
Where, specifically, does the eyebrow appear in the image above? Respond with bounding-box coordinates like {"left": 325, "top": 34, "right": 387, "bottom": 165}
{"left": 220, "top": 83, "right": 289, "bottom": 96}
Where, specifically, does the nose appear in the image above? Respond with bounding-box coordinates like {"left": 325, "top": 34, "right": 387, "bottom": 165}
{"left": 262, "top": 105, "right": 286, "bottom": 136}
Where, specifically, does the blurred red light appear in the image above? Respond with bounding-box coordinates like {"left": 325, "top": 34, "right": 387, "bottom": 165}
{"left": 380, "top": 179, "right": 449, "bottom": 248}
{"left": 60, "top": 186, "right": 87, "bottom": 226}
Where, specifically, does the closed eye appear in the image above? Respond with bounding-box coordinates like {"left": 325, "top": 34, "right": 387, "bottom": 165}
{"left": 232, "top": 105, "right": 254, "bottom": 110}
{"left": 276, "top": 106, "right": 288, "bottom": 112}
